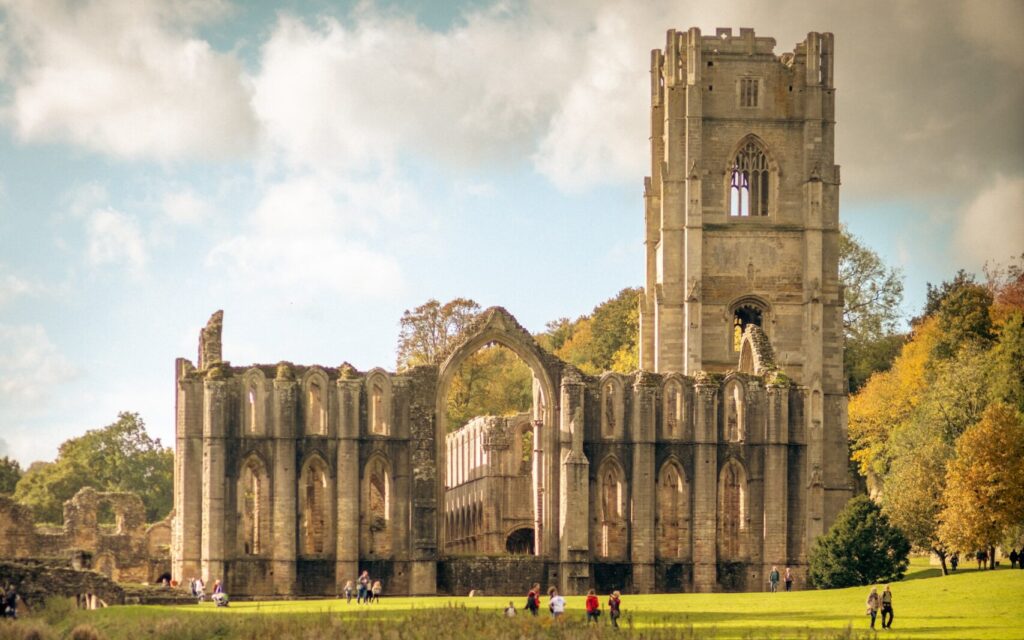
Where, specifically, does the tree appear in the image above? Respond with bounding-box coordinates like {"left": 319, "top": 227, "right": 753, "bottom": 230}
{"left": 808, "top": 495, "right": 911, "bottom": 589}
{"left": 396, "top": 298, "right": 481, "bottom": 370}
{"left": 839, "top": 226, "right": 905, "bottom": 344}
{"left": 538, "top": 288, "right": 642, "bottom": 375}
{"left": 938, "top": 403, "right": 1024, "bottom": 566}
{"left": 932, "top": 282, "right": 994, "bottom": 360}
{"left": 12, "top": 412, "right": 173, "bottom": 523}
{"left": 0, "top": 456, "right": 22, "bottom": 495}
{"left": 446, "top": 344, "right": 533, "bottom": 431}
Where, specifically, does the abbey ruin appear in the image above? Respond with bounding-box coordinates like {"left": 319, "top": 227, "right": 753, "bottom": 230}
{"left": 172, "top": 27, "right": 850, "bottom": 596}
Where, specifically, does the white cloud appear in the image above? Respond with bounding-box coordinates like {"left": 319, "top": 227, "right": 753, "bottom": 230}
{"left": 954, "top": 175, "right": 1024, "bottom": 266}
{"left": 0, "top": 268, "right": 32, "bottom": 305}
{"left": 162, "top": 190, "right": 213, "bottom": 226}
{"left": 0, "top": 0, "right": 257, "bottom": 160}
{"left": 207, "top": 171, "right": 408, "bottom": 299}
{"left": 86, "top": 207, "right": 148, "bottom": 275}
{"left": 0, "top": 323, "right": 78, "bottom": 404}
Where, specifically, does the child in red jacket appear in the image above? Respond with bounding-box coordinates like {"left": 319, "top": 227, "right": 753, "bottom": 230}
{"left": 585, "top": 589, "right": 600, "bottom": 623}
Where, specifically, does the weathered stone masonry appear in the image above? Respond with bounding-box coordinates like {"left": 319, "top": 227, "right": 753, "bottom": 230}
{"left": 172, "top": 27, "right": 850, "bottom": 596}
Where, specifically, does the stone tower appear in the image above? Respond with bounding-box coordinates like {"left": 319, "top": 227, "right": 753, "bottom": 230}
{"left": 638, "top": 27, "right": 848, "bottom": 560}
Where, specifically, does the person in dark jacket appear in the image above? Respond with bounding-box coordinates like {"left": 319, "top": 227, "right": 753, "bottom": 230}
{"left": 524, "top": 583, "right": 540, "bottom": 616}
{"left": 608, "top": 590, "right": 622, "bottom": 628}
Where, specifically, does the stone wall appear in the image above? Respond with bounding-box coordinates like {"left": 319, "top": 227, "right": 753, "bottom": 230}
{"left": 437, "top": 557, "right": 548, "bottom": 596}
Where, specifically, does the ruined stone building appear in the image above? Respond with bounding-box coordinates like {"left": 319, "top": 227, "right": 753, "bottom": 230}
{"left": 172, "top": 27, "right": 850, "bottom": 596}
{"left": 0, "top": 487, "right": 171, "bottom": 584}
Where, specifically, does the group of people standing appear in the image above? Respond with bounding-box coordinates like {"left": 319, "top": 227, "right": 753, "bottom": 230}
{"left": 0, "top": 584, "right": 20, "bottom": 619}
{"left": 511, "top": 583, "right": 622, "bottom": 627}
{"left": 187, "top": 576, "right": 228, "bottom": 606}
{"left": 342, "top": 571, "right": 383, "bottom": 604}
{"left": 767, "top": 566, "right": 795, "bottom": 592}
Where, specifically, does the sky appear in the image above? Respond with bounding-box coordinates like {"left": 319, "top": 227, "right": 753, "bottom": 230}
{"left": 0, "top": 0, "right": 1022, "bottom": 466}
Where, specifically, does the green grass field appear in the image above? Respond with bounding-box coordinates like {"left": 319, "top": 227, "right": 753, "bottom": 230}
{"left": 2, "top": 558, "right": 1022, "bottom": 639}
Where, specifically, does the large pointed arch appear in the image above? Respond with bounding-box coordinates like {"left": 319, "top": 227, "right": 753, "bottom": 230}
{"left": 237, "top": 452, "right": 271, "bottom": 556}
{"left": 298, "top": 453, "right": 332, "bottom": 556}
{"left": 435, "top": 307, "right": 559, "bottom": 556}
{"left": 241, "top": 368, "right": 268, "bottom": 436}
{"left": 361, "top": 452, "right": 393, "bottom": 557}
{"left": 301, "top": 367, "right": 330, "bottom": 436}
{"left": 594, "top": 455, "right": 628, "bottom": 560}
{"left": 656, "top": 457, "right": 691, "bottom": 560}
{"left": 718, "top": 457, "right": 749, "bottom": 561}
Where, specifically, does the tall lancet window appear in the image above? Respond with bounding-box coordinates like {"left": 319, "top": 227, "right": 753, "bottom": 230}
{"left": 729, "top": 140, "right": 771, "bottom": 217}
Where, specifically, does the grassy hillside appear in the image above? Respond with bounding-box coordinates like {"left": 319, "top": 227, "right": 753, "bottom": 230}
{"left": 1, "top": 558, "right": 1021, "bottom": 639}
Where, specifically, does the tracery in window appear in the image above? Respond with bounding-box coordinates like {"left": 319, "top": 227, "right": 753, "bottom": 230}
{"left": 739, "top": 77, "right": 759, "bottom": 107}
{"left": 729, "top": 140, "right": 770, "bottom": 217}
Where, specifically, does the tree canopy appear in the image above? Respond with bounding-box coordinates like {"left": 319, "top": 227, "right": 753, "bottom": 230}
{"left": 396, "top": 298, "right": 481, "bottom": 370}
{"left": 0, "top": 456, "right": 22, "bottom": 495}
{"left": 808, "top": 495, "right": 911, "bottom": 589}
{"left": 12, "top": 412, "right": 173, "bottom": 523}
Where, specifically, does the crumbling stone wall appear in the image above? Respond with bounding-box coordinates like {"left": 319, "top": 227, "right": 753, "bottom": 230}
{"left": 0, "top": 489, "right": 171, "bottom": 585}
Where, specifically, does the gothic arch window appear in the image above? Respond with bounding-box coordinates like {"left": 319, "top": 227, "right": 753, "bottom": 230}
{"left": 238, "top": 456, "right": 269, "bottom": 556}
{"left": 718, "top": 459, "right": 748, "bottom": 561}
{"left": 729, "top": 139, "right": 772, "bottom": 217}
{"left": 663, "top": 378, "right": 685, "bottom": 439}
{"left": 308, "top": 382, "right": 325, "bottom": 435}
{"left": 600, "top": 375, "right": 624, "bottom": 439}
{"left": 597, "top": 458, "right": 627, "bottom": 559}
{"left": 242, "top": 369, "right": 266, "bottom": 436}
{"left": 362, "top": 455, "right": 392, "bottom": 557}
{"left": 366, "top": 371, "right": 391, "bottom": 435}
{"left": 724, "top": 379, "right": 745, "bottom": 443}
{"left": 299, "top": 456, "right": 330, "bottom": 555}
{"left": 732, "top": 302, "right": 765, "bottom": 352}
{"left": 656, "top": 460, "right": 690, "bottom": 559}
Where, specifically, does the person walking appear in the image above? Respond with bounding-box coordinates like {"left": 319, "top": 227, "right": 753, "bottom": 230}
{"left": 880, "top": 585, "right": 894, "bottom": 629}
{"left": 357, "top": 570, "right": 370, "bottom": 603}
{"left": 548, "top": 586, "right": 565, "bottom": 620}
{"left": 343, "top": 580, "right": 354, "bottom": 604}
{"left": 608, "top": 590, "right": 622, "bottom": 629}
{"left": 524, "top": 583, "right": 540, "bottom": 616}
{"left": 866, "top": 587, "right": 880, "bottom": 630}
{"left": 784, "top": 567, "right": 794, "bottom": 592}
{"left": 769, "top": 566, "right": 780, "bottom": 592}
{"left": 1010, "top": 548, "right": 1019, "bottom": 569}
{"left": 504, "top": 601, "right": 517, "bottom": 617}
{"left": 585, "top": 589, "right": 600, "bottom": 623}
{"left": 371, "top": 580, "right": 382, "bottom": 603}
{"left": 951, "top": 553, "right": 959, "bottom": 571}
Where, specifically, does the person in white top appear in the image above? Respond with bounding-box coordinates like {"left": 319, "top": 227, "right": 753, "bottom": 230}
{"left": 548, "top": 586, "right": 566, "bottom": 619}
{"left": 504, "top": 601, "right": 516, "bottom": 617}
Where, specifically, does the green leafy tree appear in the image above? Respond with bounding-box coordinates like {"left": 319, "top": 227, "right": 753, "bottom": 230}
{"left": 446, "top": 344, "right": 533, "bottom": 431}
{"left": 938, "top": 403, "right": 1024, "bottom": 566}
{"left": 0, "top": 456, "right": 22, "bottom": 495}
{"left": 396, "top": 298, "right": 481, "bottom": 370}
{"left": 932, "top": 282, "right": 994, "bottom": 360}
{"left": 808, "top": 495, "right": 911, "bottom": 589}
{"left": 839, "top": 227, "right": 906, "bottom": 392}
{"left": 12, "top": 412, "right": 173, "bottom": 523}
{"left": 538, "top": 288, "right": 642, "bottom": 374}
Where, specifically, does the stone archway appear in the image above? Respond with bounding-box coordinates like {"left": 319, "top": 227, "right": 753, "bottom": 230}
{"left": 435, "top": 307, "right": 559, "bottom": 559}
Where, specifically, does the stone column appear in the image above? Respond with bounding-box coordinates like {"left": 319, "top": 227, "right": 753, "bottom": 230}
{"left": 335, "top": 377, "right": 361, "bottom": 592}
{"left": 763, "top": 383, "right": 789, "bottom": 585}
{"left": 172, "top": 364, "right": 204, "bottom": 583}
{"left": 272, "top": 378, "right": 298, "bottom": 595}
{"left": 558, "top": 375, "right": 589, "bottom": 595}
{"left": 200, "top": 379, "right": 227, "bottom": 585}
{"left": 630, "top": 374, "right": 658, "bottom": 592}
{"left": 692, "top": 379, "right": 718, "bottom": 592}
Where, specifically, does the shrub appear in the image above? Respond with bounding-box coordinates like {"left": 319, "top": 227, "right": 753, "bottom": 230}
{"left": 809, "top": 495, "right": 911, "bottom": 588}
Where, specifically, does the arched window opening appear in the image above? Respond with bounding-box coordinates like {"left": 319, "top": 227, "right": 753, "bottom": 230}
{"left": 664, "top": 381, "right": 684, "bottom": 438}
{"left": 247, "top": 386, "right": 257, "bottom": 433}
{"left": 729, "top": 140, "right": 770, "bottom": 217}
{"left": 506, "top": 527, "right": 535, "bottom": 554}
{"left": 241, "top": 461, "right": 262, "bottom": 555}
{"left": 724, "top": 381, "right": 744, "bottom": 443}
{"left": 363, "top": 456, "right": 392, "bottom": 557}
{"left": 519, "top": 425, "right": 533, "bottom": 474}
{"left": 656, "top": 462, "right": 690, "bottom": 559}
{"left": 603, "top": 382, "right": 616, "bottom": 437}
{"left": 718, "top": 462, "right": 747, "bottom": 561}
{"left": 598, "top": 461, "right": 627, "bottom": 559}
{"left": 301, "top": 460, "right": 328, "bottom": 554}
{"left": 308, "top": 381, "right": 325, "bottom": 435}
{"left": 732, "top": 304, "right": 764, "bottom": 352}
{"left": 370, "top": 383, "right": 386, "bottom": 434}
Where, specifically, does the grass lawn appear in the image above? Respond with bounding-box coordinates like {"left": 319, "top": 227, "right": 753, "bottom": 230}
{"left": 3, "top": 558, "right": 1022, "bottom": 639}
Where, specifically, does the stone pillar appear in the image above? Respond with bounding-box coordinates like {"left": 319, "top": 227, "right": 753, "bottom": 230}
{"left": 200, "top": 379, "right": 227, "bottom": 585}
{"left": 532, "top": 418, "right": 544, "bottom": 558}
{"left": 408, "top": 370, "right": 439, "bottom": 595}
{"left": 558, "top": 376, "right": 589, "bottom": 595}
{"left": 272, "top": 378, "right": 298, "bottom": 595}
{"left": 763, "top": 383, "right": 789, "bottom": 585}
{"left": 335, "top": 377, "right": 361, "bottom": 592}
{"left": 172, "top": 364, "right": 204, "bottom": 583}
{"left": 630, "top": 374, "right": 658, "bottom": 592}
{"left": 391, "top": 379, "right": 411, "bottom": 560}
{"left": 692, "top": 379, "right": 718, "bottom": 592}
